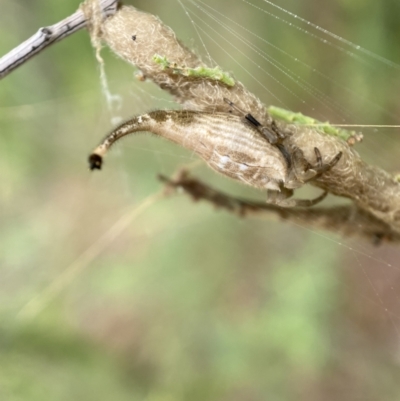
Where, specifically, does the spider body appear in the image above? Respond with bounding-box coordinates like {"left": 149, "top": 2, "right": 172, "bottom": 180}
{"left": 89, "top": 109, "right": 342, "bottom": 207}
{"left": 90, "top": 110, "right": 289, "bottom": 191}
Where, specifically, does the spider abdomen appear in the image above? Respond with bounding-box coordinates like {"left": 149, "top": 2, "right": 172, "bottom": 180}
{"left": 90, "top": 110, "right": 288, "bottom": 191}
{"left": 150, "top": 111, "right": 287, "bottom": 190}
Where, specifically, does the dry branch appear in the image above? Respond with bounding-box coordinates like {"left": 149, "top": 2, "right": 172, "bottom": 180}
{"left": 0, "top": 0, "right": 119, "bottom": 79}
{"left": 159, "top": 170, "right": 400, "bottom": 245}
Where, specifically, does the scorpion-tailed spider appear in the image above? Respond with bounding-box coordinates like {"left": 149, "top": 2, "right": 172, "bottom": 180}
{"left": 89, "top": 102, "right": 342, "bottom": 208}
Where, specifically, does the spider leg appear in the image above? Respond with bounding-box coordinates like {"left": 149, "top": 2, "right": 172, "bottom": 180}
{"left": 276, "top": 143, "right": 292, "bottom": 168}
{"left": 286, "top": 147, "right": 316, "bottom": 188}
{"left": 314, "top": 147, "right": 323, "bottom": 168}
{"left": 288, "top": 147, "right": 343, "bottom": 188}
{"left": 270, "top": 120, "right": 286, "bottom": 141}
{"left": 266, "top": 187, "right": 293, "bottom": 205}
{"left": 257, "top": 125, "right": 278, "bottom": 144}
{"left": 242, "top": 111, "right": 278, "bottom": 145}
{"left": 277, "top": 147, "right": 341, "bottom": 207}
{"left": 266, "top": 188, "right": 328, "bottom": 208}
{"left": 311, "top": 147, "right": 343, "bottom": 176}
{"left": 280, "top": 191, "right": 328, "bottom": 207}
{"left": 223, "top": 97, "right": 279, "bottom": 144}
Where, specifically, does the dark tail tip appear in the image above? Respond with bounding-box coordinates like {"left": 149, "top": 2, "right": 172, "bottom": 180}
{"left": 88, "top": 153, "right": 103, "bottom": 170}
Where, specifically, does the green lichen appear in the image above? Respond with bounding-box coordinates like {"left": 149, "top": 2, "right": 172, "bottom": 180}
{"left": 268, "top": 106, "right": 363, "bottom": 144}
{"left": 153, "top": 54, "right": 235, "bottom": 87}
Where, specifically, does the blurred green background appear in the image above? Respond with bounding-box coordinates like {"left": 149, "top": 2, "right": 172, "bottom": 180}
{"left": 1, "top": 1, "right": 400, "bottom": 400}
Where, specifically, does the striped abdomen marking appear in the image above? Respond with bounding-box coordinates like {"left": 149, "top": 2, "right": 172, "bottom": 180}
{"left": 89, "top": 110, "right": 288, "bottom": 191}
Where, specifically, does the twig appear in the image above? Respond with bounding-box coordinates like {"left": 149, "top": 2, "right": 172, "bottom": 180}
{"left": 0, "top": 0, "right": 119, "bottom": 79}
{"left": 160, "top": 170, "right": 400, "bottom": 245}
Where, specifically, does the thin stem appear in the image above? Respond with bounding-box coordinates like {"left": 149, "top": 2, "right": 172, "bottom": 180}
{"left": 160, "top": 170, "right": 400, "bottom": 245}
{"left": 0, "top": 0, "right": 119, "bottom": 79}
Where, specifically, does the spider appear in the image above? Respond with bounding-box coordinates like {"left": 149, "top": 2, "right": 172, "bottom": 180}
{"left": 89, "top": 101, "right": 342, "bottom": 208}
{"left": 222, "top": 98, "right": 342, "bottom": 206}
